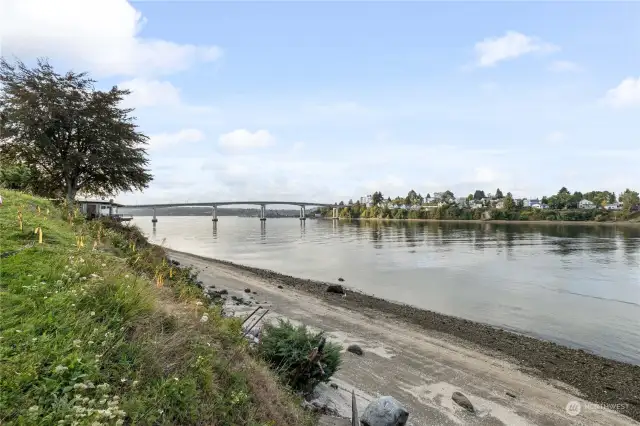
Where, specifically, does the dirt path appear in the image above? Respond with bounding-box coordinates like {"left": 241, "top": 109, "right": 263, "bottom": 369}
{"left": 168, "top": 250, "right": 638, "bottom": 426}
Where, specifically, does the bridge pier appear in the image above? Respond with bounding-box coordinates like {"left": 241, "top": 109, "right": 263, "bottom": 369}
{"left": 332, "top": 206, "right": 338, "bottom": 220}
{"left": 151, "top": 207, "right": 158, "bottom": 223}
{"left": 260, "top": 204, "right": 266, "bottom": 221}
{"left": 212, "top": 205, "right": 218, "bottom": 222}
{"left": 299, "top": 205, "right": 306, "bottom": 221}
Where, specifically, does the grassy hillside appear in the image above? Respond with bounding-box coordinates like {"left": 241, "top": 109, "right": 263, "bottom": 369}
{"left": 0, "top": 190, "right": 314, "bottom": 425}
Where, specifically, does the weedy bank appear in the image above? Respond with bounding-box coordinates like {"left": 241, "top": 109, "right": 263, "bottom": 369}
{"left": 0, "top": 190, "right": 316, "bottom": 425}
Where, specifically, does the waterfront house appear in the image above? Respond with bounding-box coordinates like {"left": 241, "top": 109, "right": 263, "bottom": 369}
{"left": 77, "top": 198, "right": 129, "bottom": 221}
{"left": 496, "top": 200, "right": 505, "bottom": 209}
{"left": 578, "top": 199, "right": 596, "bottom": 209}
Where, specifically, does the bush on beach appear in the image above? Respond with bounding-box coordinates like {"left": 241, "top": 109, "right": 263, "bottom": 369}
{"left": 258, "top": 319, "right": 342, "bottom": 395}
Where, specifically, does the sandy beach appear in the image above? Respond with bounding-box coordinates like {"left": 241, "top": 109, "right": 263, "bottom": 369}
{"left": 166, "top": 249, "right": 639, "bottom": 425}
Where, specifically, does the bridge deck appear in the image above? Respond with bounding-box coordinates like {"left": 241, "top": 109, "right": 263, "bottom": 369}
{"left": 124, "top": 201, "right": 350, "bottom": 208}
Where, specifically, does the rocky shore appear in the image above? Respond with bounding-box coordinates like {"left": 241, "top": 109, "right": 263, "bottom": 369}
{"left": 168, "top": 249, "right": 640, "bottom": 423}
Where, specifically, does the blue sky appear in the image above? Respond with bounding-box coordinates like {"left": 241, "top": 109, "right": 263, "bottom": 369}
{"left": 3, "top": 1, "right": 640, "bottom": 204}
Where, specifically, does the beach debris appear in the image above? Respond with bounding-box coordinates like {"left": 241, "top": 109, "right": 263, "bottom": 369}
{"left": 347, "top": 344, "right": 364, "bottom": 356}
{"left": 338, "top": 277, "right": 345, "bottom": 282}
{"left": 278, "top": 285, "right": 283, "bottom": 289}
{"left": 253, "top": 291, "right": 257, "bottom": 294}
{"left": 452, "top": 391, "right": 474, "bottom": 413}
{"left": 244, "top": 288, "right": 251, "bottom": 293}
{"left": 360, "top": 396, "right": 409, "bottom": 426}
{"left": 506, "top": 391, "right": 516, "bottom": 398}
{"left": 327, "top": 284, "right": 345, "bottom": 295}
{"left": 331, "top": 383, "right": 339, "bottom": 390}
{"left": 352, "top": 389, "right": 359, "bottom": 426}
{"left": 170, "top": 259, "right": 180, "bottom": 266}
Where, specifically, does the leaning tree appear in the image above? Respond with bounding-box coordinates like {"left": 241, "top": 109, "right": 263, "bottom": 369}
{"left": 0, "top": 58, "right": 153, "bottom": 203}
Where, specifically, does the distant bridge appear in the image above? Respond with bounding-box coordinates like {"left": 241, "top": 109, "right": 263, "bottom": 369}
{"left": 123, "top": 201, "right": 348, "bottom": 222}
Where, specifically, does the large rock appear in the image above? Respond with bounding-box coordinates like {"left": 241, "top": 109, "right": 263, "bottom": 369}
{"left": 327, "top": 284, "right": 345, "bottom": 294}
{"left": 452, "top": 391, "right": 474, "bottom": 413}
{"left": 360, "top": 396, "right": 409, "bottom": 426}
{"left": 347, "top": 344, "right": 364, "bottom": 356}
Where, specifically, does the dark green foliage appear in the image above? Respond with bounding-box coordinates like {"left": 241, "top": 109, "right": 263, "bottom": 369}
{"left": 0, "top": 58, "right": 152, "bottom": 202}
{"left": 258, "top": 320, "right": 342, "bottom": 394}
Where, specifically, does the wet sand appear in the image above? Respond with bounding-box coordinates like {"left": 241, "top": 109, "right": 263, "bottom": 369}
{"left": 167, "top": 249, "right": 640, "bottom": 425}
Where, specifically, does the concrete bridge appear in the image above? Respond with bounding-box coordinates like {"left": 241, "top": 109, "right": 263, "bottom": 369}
{"left": 123, "top": 201, "right": 347, "bottom": 223}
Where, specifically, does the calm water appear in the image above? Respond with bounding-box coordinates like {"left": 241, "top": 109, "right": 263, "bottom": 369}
{"left": 134, "top": 216, "right": 640, "bottom": 365}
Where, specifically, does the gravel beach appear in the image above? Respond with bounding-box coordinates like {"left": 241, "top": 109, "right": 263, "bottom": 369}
{"left": 167, "top": 248, "right": 640, "bottom": 424}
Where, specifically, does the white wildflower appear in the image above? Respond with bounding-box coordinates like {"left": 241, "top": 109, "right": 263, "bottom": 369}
{"left": 73, "top": 383, "right": 88, "bottom": 390}
{"left": 96, "top": 383, "right": 110, "bottom": 392}
{"left": 88, "top": 341, "right": 94, "bottom": 345}
{"left": 54, "top": 365, "right": 68, "bottom": 373}
{"left": 90, "top": 311, "right": 95, "bottom": 316}
{"left": 71, "top": 304, "right": 76, "bottom": 307}
{"left": 120, "top": 378, "right": 126, "bottom": 383}
{"left": 101, "top": 263, "right": 106, "bottom": 267}
{"left": 32, "top": 337, "right": 37, "bottom": 342}
{"left": 200, "top": 314, "right": 209, "bottom": 323}
{"left": 28, "top": 405, "right": 39, "bottom": 413}
{"left": 173, "top": 377, "right": 179, "bottom": 381}
{"left": 73, "top": 339, "right": 81, "bottom": 347}
{"left": 132, "top": 380, "right": 139, "bottom": 387}
{"left": 124, "top": 274, "right": 130, "bottom": 279}
{"left": 195, "top": 301, "right": 203, "bottom": 306}
{"left": 15, "top": 329, "right": 22, "bottom": 333}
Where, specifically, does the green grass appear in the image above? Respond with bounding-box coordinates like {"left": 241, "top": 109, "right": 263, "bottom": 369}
{"left": 0, "top": 189, "right": 315, "bottom": 426}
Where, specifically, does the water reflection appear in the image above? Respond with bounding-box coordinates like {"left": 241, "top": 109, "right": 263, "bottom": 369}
{"left": 212, "top": 222, "right": 217, "bottom": 239}
{"left": 260, "top": 221, "right": 266, "bottom": 242}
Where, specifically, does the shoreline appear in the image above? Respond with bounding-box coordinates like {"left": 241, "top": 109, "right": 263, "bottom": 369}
{"left": 323, "top": 217, "right": 640, "bottom": 226}
{"left": 167, "top": 248, "right": 640, "bottom": 422}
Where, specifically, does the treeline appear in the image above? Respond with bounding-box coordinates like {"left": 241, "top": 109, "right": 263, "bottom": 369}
{"left": 323, "top": 187, "right": 640, "bottom": 222}
{"left": 322, "top": 204, "right": 626, "bottom": 222}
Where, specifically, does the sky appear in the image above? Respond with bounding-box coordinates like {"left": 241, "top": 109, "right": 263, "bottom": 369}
{"left": 2, "top": 0, "right": 640, "bottom": 205}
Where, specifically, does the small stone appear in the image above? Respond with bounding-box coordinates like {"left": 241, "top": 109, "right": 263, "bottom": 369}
{"left": 330, "top": 383, "right": 339, "bottom": 390}
{"left": 347, "top": 344, "right": 363, "bottom": 356}
{"left": 452, "top": 391, "right": 474, "bottom": 413}
{"left": 170, "top": 260, "right": 180, "bottom": 266}
{"left": 277, "top": 285, "right": 283, "bottom": 289}
{"left": 244, "top": 288, "right": 251, "bottom": 293}
{"left": 252, "top": 291, "right": 257, "bottom": 295}
{"left": 506, "top": 391, "right": 516, "bottom": 398}
{"left": 338, "top": 277, "right": 344, "bottom": 282}
{"left": 326, "top": 284, "right": 345, "bottom": 294}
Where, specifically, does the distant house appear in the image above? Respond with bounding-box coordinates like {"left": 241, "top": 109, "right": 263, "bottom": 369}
{"left": 604, "top": 203, "right": 622, "bottom": 211}
{"left": 495, "top": 200, "right": 505, "bottom": 209}
{"left": 521, "top": 198, "right": 529, "bottom": 207}
{"left": 455, "top": 197, "right": 468, "bottom": 207}
{"left": 578, "top": 199, "right": 596, "bottom": 209}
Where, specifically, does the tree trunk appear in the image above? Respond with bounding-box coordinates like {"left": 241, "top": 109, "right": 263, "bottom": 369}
{"left": 66, "top": 180, "right": 77, "bottom": 206}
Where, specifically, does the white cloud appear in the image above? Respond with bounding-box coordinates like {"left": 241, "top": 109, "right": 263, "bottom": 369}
{"left": 474, "top": 31, "right": 559, "bottom": 67}
{"left": 548, "top": 60, "right": 582, "bottom": 72}
{"left": 119, "top": 79, "right": 182, "bottom": 108}
{"left": 604, "top": 77, "right": 640, "bottom": 108}
{"left": 148, "top": 129, "right": 205, "bottom": 150}
{"left": 546, "top": 131, "right": 566, "bottom": 144}
{"left": 1, "top": 0, "right": 222, "bottom": 77}
{"left": 218, "top": 129, "right": 275, "bottom": 150}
